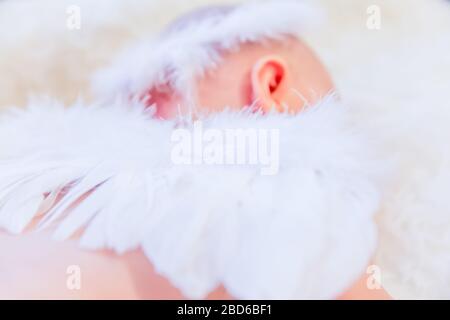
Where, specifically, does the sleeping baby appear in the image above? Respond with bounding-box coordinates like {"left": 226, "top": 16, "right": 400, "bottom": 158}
{"left": 0, "top": 0, "right": 390, "bottom": 299}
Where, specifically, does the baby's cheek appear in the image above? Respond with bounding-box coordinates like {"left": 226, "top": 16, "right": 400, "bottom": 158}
{"left": 195, "top": 73, "right": 250, "bottom": 115}
{"left": 143, "top": 87, "right": 185, "bottom": 120}
{"left": 154, "top": 99, "right": 181, "bottom": 119}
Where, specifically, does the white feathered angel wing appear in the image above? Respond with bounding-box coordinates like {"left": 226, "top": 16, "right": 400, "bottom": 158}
{"left": 0, "top": 97, "right": 383, "bottom": 299}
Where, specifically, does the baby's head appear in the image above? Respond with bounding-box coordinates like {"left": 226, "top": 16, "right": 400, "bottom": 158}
{"left": 95, "top": 1, "right": 334, "bottom": 119}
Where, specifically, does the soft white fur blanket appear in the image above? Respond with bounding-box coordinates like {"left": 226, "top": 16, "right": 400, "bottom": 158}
{"left": 0, "top": 0, "right": 449, "bottom": 299}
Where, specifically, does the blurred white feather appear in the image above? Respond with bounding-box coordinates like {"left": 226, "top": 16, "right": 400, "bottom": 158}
{"left": 0, "top": 97, "right": 382, "bottom": 299}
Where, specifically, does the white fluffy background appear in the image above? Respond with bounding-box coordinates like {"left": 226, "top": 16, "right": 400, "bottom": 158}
{"left": 0, "top": 0, "right": 237, "bottom": 107}
{"left": 307, "top": 0, "right": 450, "bottom": 299}
{"left": 1, "top": 0, "right": 450, "bottom": 299}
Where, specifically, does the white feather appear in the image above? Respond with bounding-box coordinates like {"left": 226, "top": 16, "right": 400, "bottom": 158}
{"left": 92, "top": 0, "right": 323, "bottom": 102}
{"left": 0, "top": 97, "right": 384, "bottom": 299}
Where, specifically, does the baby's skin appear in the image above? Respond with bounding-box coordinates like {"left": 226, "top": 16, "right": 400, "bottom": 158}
{"left": 0, "top": 230, "right": 389, "bottom": 299}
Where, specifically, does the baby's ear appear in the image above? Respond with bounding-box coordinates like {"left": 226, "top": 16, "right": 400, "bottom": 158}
{"left": 250, "top": 55, "right": 290, "bottom": 113}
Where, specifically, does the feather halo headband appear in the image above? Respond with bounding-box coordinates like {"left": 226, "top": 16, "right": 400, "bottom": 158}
{"left": 92, "top": 0, "right": 323, "bottom": 103}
